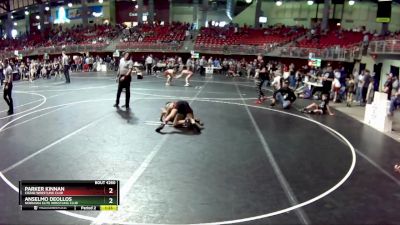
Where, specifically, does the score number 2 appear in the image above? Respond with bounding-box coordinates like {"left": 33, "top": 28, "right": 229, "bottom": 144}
{"left": 107, "top": 188, "right": 115, "bottom": 204}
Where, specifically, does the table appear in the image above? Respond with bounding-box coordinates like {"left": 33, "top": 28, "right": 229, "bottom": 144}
{"left": 96, "top": 64, "right": 107, "bottom": 72}
{"left": 205, "top": 66, "right": 222, "bottom": 74}
{"left": 304, "top": 81, "right": 323, "bottom": 88}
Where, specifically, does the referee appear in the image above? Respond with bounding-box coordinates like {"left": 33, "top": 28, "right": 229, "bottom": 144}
{"left": 114, "top": 52, "right": 133, "bottom": 110}
{"left": 62, "top": 51, "right": 71, "bottom": 83}
{"left": 3, "top": 59, "right": 13, "bottom": 115}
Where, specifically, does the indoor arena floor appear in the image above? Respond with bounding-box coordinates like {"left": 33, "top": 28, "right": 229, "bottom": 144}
{"left": 0, "top": 72, "right": 399, "bottom": 225}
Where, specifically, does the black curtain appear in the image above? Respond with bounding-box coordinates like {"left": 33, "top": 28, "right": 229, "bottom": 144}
{"left": 373, "top": 63, "right": 382, "bottom": 91}
{"left": 360, "top": 63, "right": 366, "bottom": 72}
{"left": 390, "top": 65, "right": 399, "bottom": 78}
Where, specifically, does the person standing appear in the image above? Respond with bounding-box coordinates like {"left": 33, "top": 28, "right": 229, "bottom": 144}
{"left": 255, "top": 56, "right": 268, "bottom": 104}
{"left": 3, "top": 60, "right": 13, "bottom": 115}
{"left": 355, "top": 70, "right": 364, "bottom": 103}
{"left": 366, "top": 77, "right": 375, "bottom": 104}
{"left": 29, "top": 60, "right": 37, "bottom": 83}
{"left": 383, "top": 73, "right": 393, "bottom": 100}
{"left": 145, "top": 54, "right": 153, "bottom": 75}
{"left": 114, "top": 52, "right": 133, "bottom": 110}
{"left": 388, "top": 89, "right": 400, "bottom": 116}
{"left": 53, "top": 59, "right": 62, "bottom": 80}
{"left": 321, "top": 65, "right": 334, "bottom": 96}
{"left": 175, "top": 66, "right": 193, "bottom": 87}
{"left": 186, "top": 58, "right": 193, "bottom": 72}
{"left": 199, "top": 56, "right": 206, "bottom": 76}
{"left": 62, "top": 51, "right": 71, "bottom": 83}
{"left": 0, "top": 60, "right": 4, "bottom": 86}
{"left": 105, "top": 55, "right": 112, "bottom": 71}
{"left": 164, "top": 68, "right": 176, "bottom": 86}
{"left": 361, "top": 70, "right": 371, "bottom": 104}
{"left": 346, "top": 74, "right": 355, "bottom": 107}
{"left": 332, "top": 70, "right": 342, "bottom": 103}
{"left": 392, "top": 75, "right": 399, "bottom": 97}
{"left": 288, "top": 63, "right": 296, "bottom": 88}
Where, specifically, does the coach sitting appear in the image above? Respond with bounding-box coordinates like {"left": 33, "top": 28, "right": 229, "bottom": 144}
{"left": 270, "top": 80, "right": 297, "bottom": 109}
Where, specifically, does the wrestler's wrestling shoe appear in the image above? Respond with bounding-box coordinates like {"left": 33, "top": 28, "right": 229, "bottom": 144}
{"left": 155, "top": 123, "right": 165, "bottom": 132}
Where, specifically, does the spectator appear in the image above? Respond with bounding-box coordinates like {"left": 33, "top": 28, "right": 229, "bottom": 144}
{"left": 271, "top": 72, "right": 282, "bottom": 91}
{"left": 208, "top": 57, "right": 213, "bottom": 66}
{"left": 388, "top": 90, "right": 400, "bottom": 116}
{"left": 145, "top": 54, "right": 154, "bottom": 75}
{"left": 363, "top": 33, "right": 369, "bottom": 46}
{"left": 383, "top": 73, "right": 393, "bottom": 100}
{"left": 346, "top": 74, "right": 356, "bottom": 107}
{"left": 332, "top": 74, "right": 341, "bottom": 103}
{"left": 213, "top": 58, "right": 221, "bottom": 68}
{"left": 366, "top": 77, "right": 375, "bottom": 104}
{"left": 391, "top": 75, "right": 399, "bottom": 97}
{"left": 270, "top": 81, "right": 297, "bottom": 109}
{"left": 105, "top": 55, "right": 112, "bottom": 70}
{"left": 0, "top": 61, "right": 4, "bottom": 86}
{"left": 321, "top": 65, "right": 334, "bottom": 97}
{"left": 199, "top": 56, "right": 206, "bottom": 76}
{"left": 186, "top": 58, "right": 193, "bottom": 71}
{"left": 356, "top": 70, "right": 364, "bottom": 103}
{"left": 362, "top": 70, "right": 371, "bottom": 105}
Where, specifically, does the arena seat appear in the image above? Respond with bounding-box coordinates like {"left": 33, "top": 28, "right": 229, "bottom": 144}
{"left": 121, "top": 22, "right": 189, "bottom": 44}
{"left": 194, "top": 26, "right": 306, "bottom": 49}
{"left": 297, "top": 29, "right": 370, "bottom": 49}
{"left": 0, "top": 24, "right": 122, "bottom": 51}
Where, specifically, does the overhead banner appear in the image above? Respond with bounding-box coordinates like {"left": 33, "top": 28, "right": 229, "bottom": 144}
{"left": 376, "top": 0, "right": 392, "bottom": 23}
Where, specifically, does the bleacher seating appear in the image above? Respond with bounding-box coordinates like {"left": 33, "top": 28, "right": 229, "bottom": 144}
{"left": 297, "top": 29, "right": 369, "bottom": 49}
{"left": 0, "top": 24, "right": 122, "bottom": 52}
{"left": 139, "top": 22, "right": 188, "bottom": 43}
{"left": 195, "top": 26, "right": 307, "bottom": 48}
{"left": 117, "top": 22, "right": 188, "bottom": 50}
{"left": 2, "top": 21, "right": 400, "bottom": 57}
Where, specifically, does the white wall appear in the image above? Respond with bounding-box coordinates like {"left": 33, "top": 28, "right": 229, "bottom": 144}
{"left": 232, "top": 1, "right": 256, "bottom": 26}
{"left": 171, "top": 5, "right": 230, "bottom": 26}
{"left": 261, "top": 1, "right": 318, "bottom": 27}
{"left": 14, "top": 19, "right": 27, "bottom": 36}
{"left": 341, "top": 2, "right": 389, "bottom": 32}
{"left": 232, "top": 1, "right": 400, "bottom": 31}
{"left": 171, "top": 6, "right": 194, "bottom": 24}
{"left": 360, "top": 56, "right": 375, "bottom": 73}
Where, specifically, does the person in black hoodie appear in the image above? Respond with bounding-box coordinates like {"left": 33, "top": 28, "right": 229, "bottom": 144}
{"left": 361, "top": 69, "right": 371, "bottom": 104}
{"left": 270, "top": 80, "right": 296, "bottom": 109}
{"left": 321, "top": 65, "right": 334, "bottom": 95}
{"left": 255, "top": 56, "right": 269, "bottom": 104}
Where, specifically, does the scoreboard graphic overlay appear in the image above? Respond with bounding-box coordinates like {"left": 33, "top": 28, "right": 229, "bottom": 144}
{"left": 19, "top": 180, "right": 119, "bottom": 211}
